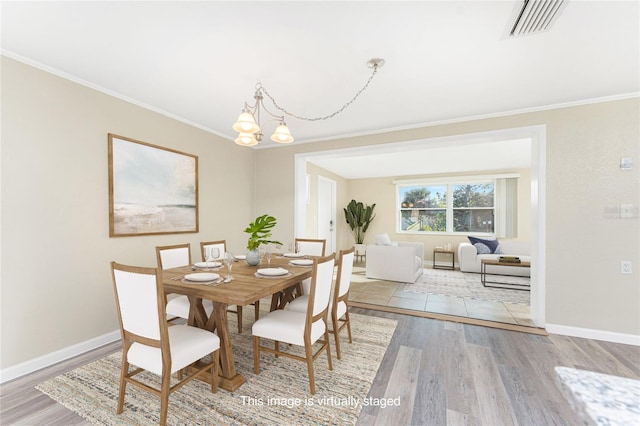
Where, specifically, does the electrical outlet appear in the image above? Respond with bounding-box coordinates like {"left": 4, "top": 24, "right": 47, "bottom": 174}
{"left": 621, "top": 261, "right": 632, "bottom": 275}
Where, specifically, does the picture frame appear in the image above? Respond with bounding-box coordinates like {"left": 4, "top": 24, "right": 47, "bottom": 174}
{"left": 108, "top": 133, "right": 198, "bottom": 237}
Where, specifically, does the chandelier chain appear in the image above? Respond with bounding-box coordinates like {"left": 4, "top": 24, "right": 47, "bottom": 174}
{"left": 259, "top": 64, "right": 379, "bottom": 122}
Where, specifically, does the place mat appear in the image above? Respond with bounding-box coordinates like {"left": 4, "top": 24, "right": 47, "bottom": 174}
{"left": 36, "top": 313, "right": 397, "bottom": 425}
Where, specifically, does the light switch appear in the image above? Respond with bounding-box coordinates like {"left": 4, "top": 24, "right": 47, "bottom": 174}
{"left": 620, "top": 157, "right": 632, "bottom": 170}
{"left": 620, "top": 204, "right": 633, "bottom": 219}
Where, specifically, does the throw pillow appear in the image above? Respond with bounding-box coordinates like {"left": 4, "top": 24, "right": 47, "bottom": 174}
{"left": 375, "top": 233, "right": 393, "bottom": 245}
{"left": 474, "top": 243, "right": 492, "bottom": 254}
{"left": 468, "top": 236, "right": 503, "bottom": 254}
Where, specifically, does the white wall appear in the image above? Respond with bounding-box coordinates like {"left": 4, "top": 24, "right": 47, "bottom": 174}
{"left": 0, "top": 57, "right": 256, "bottom": 371}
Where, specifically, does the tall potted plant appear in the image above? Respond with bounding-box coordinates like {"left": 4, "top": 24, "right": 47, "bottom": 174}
{"left": 244, "top": 214, "right": 283, "bottom": 265}
{"left": 344, "top": 200, "right": 376, "bottom": 255}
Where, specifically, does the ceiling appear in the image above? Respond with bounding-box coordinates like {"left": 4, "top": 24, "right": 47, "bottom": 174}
{"left": 2, "top": 1, "right": 638, "bottom": 178}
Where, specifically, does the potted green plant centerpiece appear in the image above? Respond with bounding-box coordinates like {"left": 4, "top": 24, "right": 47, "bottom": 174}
{"left": 244, "top": 214, "right": 283, "bottom": 266}
{"left": 343, "top": 199, "right": 376, "bottom": 256}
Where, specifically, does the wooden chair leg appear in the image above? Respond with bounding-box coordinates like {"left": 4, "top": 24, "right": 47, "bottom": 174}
{"left": 274, "top": 341, "right": 280, "bottom": 358}
{"left": 270, "top": 293, "right": 281, "bottom": 311}
{"left": 332, "top": 314, "right": 342, "bottom": 360}
{"left": 211, "top": 350, "right": 219, "bottom": 393}
{"left": 345, "top": 311, "right": 353, "bottom": 343}
{"left": 237, "top": 306, "right": 243, "bottom": 333}
{"left": 117, "top": 348, "right": 128, "bottom": 414}
{"left": 253, "top": 336, "right": 260, "bottom": 374}
{"left": 305, "top": 342, "right": 316, "bottom": 394}
{"left": 159, "top": 373, "right": 171, "bottom": 426}
{"left": 324, "top": 328, "right": 333, "bottom": 371}
{"left": 254, "top": 300, "right": 260, "bottom": 320}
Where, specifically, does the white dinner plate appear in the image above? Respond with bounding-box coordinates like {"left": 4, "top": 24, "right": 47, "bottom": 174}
{"left": 283, "top": 253, "right": 304, "bottom": 258}
{"left": 257, "top": 268, "right": 289, "bottom": 276}
{"left": 289, "top": 259, "right": 313, "bottom": 266}
{"left": 194, "top": 261, "right": 221, "bottom": 268}
{"left": 184, "top": 273, "right": 219, "bottom": 282}
{"left": 234, "top": 254, "right": 246, "bottom": 260}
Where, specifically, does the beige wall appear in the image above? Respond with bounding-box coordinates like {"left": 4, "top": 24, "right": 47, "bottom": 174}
{"left": 0, "top": 57, "right": 256, "bottom": 368}
{"left": 256, "top": 98, "right": 640, "bottom": 336}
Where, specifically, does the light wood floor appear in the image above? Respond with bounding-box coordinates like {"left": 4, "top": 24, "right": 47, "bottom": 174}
{"left": 2, "top": 308, "right": 638, "bottom": 425}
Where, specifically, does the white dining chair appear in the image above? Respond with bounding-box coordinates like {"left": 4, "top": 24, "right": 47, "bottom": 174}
{"left": 111, "top": 261, "right": 220, "bottom": 426}
{"left": 287, "top": 247, "right": 355, "bottom": 359}
{"left": 252, "top": 254, "right": 335, "bottom": 394}
{"left": 294, "top": 238, "right": 326, "bottom": 295}
{"left": 200, "top": 240, "right": 259, "bottom": 333}
{"left": 156, "top": 244, "right": 215, "bottom": 322}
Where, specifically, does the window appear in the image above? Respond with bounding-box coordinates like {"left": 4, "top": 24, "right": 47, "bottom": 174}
{"left": 452, "top": 183, "right": 494, "bottom": 233}
{"left": 396, "top": 175, "right": 517, "bottom": 236}
{"left": 400, "top": 185, "right": 447, "bottom": 232}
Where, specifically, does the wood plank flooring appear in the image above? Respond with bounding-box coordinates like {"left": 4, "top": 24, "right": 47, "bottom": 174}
{"left": 2, "top": 307, "right": 639, "bottom": 425}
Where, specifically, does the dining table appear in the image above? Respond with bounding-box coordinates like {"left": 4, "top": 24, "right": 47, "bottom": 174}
{"left": 162, "top": 254, "right": 313, "bottom": 392}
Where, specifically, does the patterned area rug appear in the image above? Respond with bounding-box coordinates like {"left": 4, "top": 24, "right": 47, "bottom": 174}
{"left": 36, "top": 312, "right": 396, "bottom": 425}
{"left": 404, "top": 268, "right": 530, "bottom": 305}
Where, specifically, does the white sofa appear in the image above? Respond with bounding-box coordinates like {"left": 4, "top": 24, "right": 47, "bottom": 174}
{"left": 458, "top": 241, "right": 531, "bottom": 277}
{"left": 366, "top": 242, "right": 424, "bottom": 283}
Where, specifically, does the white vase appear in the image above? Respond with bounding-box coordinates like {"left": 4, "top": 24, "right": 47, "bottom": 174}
{"left": 354, "top": 243, "right": 366, "bottom": 256}
{"left": 246, "top": 249, "right": 260, "bottom": 266}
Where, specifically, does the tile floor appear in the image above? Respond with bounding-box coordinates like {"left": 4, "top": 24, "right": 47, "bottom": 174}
{"left": 348, "top": 262, "right": 534, "bottom": 327}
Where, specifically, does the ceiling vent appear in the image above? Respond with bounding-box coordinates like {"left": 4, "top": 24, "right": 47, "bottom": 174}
{"left": 510, "top": 0, "right": 567, "bottom": 37}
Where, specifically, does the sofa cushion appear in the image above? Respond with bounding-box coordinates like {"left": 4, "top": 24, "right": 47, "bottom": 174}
{"left": 468, "top": 236, "right": 503, "bottom": 254}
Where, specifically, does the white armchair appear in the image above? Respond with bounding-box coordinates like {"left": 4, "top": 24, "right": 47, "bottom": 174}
{"left": 365, "top": 242, "right": 424, "bottom": 283}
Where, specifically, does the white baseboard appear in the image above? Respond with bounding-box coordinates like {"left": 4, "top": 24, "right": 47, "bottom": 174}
{"left": 0, "top": 330, "right": 120, "bottom": 384}
{"left": 546, "top": 323, "right": 640, "bottom": 346}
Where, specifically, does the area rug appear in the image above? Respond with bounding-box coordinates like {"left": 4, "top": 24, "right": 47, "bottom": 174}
{"left": 404, "top": 268, "right": 530, "bottom": 305}
{"left": 36, "top": 313, "right": 396, "bottom": 426}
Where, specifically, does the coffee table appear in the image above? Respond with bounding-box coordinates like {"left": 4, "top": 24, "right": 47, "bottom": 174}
{"left": 480, "top": 259, "right": 531, "bottom": 291}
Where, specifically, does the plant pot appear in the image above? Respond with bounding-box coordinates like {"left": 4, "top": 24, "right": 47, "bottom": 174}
{"left": 246, "top": 249, "right": 260, "bottom": 266}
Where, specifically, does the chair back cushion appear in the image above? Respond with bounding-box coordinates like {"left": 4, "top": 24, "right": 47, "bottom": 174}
{"left": 113, "top": 268, "right": 161, "bottom": 340}
{"left": 337, "top": 250, "right": 355, "bottom": 298}
{"left": 296, "top": 239, "right": 326, "bottom": 256}
{"left": 311, "top": 255, "right": 335, "bottom": 316}
{"left": 157, "top": 246, "right": 190, "bottom": 269}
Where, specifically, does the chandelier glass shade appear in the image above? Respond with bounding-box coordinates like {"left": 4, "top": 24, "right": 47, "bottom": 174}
{"left": 232, "top": 88, "right": 293, "bottom": 146}
{"left": 233, "top": 58, "right": 384, "bottom": 147}
{"left": 232, "top": 111, "right": 260, "bottom": 134}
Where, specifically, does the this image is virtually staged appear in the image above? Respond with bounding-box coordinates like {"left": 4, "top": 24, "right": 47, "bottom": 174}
{"left": 1, "top": 1, "right": 638, "bottom": 425}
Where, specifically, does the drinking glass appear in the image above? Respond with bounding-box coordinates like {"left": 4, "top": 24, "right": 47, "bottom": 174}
{"left": 206, "top": 247, "right": 220, "bottom": 269}
{"left": 266, "top": 245, "right": 273, "bottom": 268}
{"left": 224, "top": 251, "right": 234, "bottom": 280}
{"left": 259, "top": 247, "right": 266, "bottom": 265}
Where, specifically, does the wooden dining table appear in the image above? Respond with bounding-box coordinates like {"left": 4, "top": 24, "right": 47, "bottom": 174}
{"left": 162, "top": 255, "right": 312, "bottom": 392}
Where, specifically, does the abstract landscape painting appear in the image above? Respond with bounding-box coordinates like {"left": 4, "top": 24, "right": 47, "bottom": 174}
{"left": 108, "top": 134, "right": 198, "bottom": 236}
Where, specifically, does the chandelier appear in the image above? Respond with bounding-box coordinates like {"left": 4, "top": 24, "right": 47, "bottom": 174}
{"left": 233, "top": 58, "right": 385, "bottom": 147}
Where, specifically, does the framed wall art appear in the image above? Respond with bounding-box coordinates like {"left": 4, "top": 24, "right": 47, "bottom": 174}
{"left": 108, "top": 133, "right": 198, "bottom": 237}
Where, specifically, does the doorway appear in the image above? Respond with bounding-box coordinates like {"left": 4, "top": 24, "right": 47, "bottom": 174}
{"left": 294, "top": 125, "right": 546, "bottom": 328}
